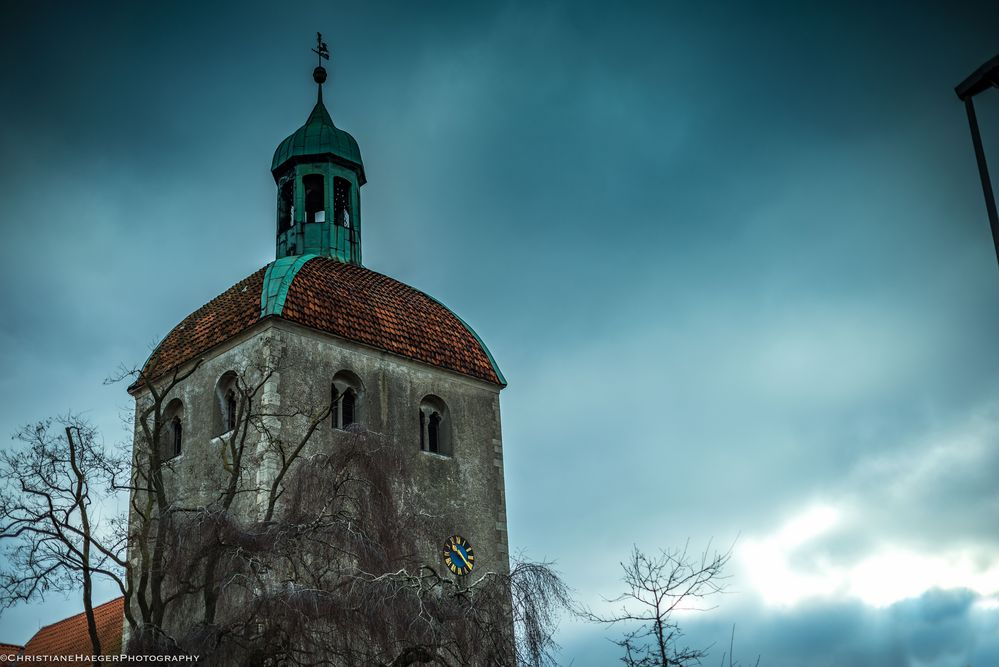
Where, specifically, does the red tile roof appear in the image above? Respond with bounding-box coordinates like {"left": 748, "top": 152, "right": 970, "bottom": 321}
{"left": 136, "top": 258, "right": 503, "bottom": 389}
{"left": 22, "top": 596, "right": 123, "bottom": 664}
{"left": 281, "top": 259, "right": 501, "bottom": 384}
{"left": 136, "top": 267, "right": 267, "bottom": 388}
{"left": 0, "top": 643, "right": 22, "bottom": 655}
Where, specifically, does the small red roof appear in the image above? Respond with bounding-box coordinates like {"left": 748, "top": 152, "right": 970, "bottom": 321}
{"left": 22, "top": 596, "right": 123, "bottom": 663}
{"left": 136, "top": 257, "right": 503, "bottom": 388}
{"left": 0, "top": 643, "right": 22, "bottom": 655}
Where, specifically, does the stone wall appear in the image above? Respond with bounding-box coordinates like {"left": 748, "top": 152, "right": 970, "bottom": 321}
{"left": 126, "top": 317, "right": 510, "bottom": 641}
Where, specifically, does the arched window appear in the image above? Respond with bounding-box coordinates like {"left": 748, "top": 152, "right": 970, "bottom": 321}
{"left": 303, "top": 174, "right": 325, "bottom": 223}
{"left": 331, "top": 370, "right": 363, "bottom": 430}
{"left": 214, "top": 372, "right": 239, "bottom": 437}
{"left": 419, "top": 395, "right": 451, "bottom": 456}
{"left": 333, "top": 177, "right": 351, "bottom": 229}
{"left": 162, "top": 398, "right": 184, "bottom": 461}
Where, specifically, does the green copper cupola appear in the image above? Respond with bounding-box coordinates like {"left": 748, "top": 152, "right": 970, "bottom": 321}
{"left": 271, "top": 36, "right": 365, "bottom": 265}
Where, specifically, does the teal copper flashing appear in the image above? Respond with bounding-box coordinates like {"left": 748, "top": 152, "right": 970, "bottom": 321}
{"left": 261, "top": 254, "right": 317, "bottom": 317}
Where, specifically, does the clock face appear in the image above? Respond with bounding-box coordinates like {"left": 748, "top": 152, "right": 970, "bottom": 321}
{"left": 442, "top": 535, "right": 475, "bottom": 576}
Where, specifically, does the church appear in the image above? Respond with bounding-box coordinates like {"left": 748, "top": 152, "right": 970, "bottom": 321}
{"left": 119, "top": 40, "right": 513, "bottom": 655}
{"left": 1, "top": 41, "right": 515, "bottom": 662}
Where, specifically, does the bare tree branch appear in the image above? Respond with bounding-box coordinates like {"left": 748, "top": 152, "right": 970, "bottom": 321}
{"left": 585, "top": 541, "right": 734, "bottom": 667}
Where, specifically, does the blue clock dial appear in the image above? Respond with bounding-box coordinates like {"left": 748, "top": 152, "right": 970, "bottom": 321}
{"left": 442, "top": 534, "right": 475, "bottom": 576}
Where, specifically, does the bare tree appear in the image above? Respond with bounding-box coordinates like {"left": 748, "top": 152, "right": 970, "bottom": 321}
{"left": 586, "top": 542, "right": 733, "bottom": 667}
{"left": 140, "top": 422, "right": 574, "bottom": 666}
{"left": 0, "top": 416, "right": 128, "bottom": 655}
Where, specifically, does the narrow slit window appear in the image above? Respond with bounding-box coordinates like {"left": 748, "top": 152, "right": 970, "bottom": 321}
{"left": 226, "top": 390, "right": 237, "bottom": 433}
{"left": 171, "top": 417, "right": 182, "bottom": 458}
{"left": 331, "top": 386, "right": 340, "bottom": 429}
{"left": 428, "top": 412, "right": 441, "bottom": 454}
{"left": 420, "top": 411, "right": 426, "bottom": 451}
{"left": 341, "top": 388, "right": 356, "bottom": 428}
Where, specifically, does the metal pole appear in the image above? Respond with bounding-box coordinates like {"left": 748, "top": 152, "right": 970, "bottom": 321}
{"left": 963, "top": 96, "right": 999, "bottom": 267}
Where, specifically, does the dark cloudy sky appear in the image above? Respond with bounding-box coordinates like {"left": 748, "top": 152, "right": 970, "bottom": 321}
{"left": 2, "top": 2, "right": 999, "bottom": 664}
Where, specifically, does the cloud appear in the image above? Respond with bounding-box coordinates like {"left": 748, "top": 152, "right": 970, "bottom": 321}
{"left": 561, "top": 588, "right": 999, "bottom": 667}
{"left": 2, "top": 0, "right": 999, "bottom": 658}
{"left": 732, "top": 395, "right": 999, "bottom": 611}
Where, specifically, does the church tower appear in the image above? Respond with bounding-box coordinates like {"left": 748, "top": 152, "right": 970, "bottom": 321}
{"left": 271, "top": 57, "right": 365, "bottom": 263}
{"left": 126, "top": 37, "right": 511, "bottom": 651}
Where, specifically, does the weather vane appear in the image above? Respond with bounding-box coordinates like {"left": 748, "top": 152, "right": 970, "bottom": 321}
{"left": 312, "top": 32, "right": 330, "bottom": 87}
{"left": 313, "top": 32, "right": 330, "bottom": 65}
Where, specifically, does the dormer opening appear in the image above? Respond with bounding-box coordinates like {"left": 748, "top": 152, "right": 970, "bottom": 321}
{"left": 303, "top": 174, "right": 325, "bottom": 223}
{"left": 333, "top": 177, "right": 351, "bottom": 229}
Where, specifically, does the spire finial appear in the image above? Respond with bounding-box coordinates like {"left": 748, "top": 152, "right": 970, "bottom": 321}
{"left": 312, "top": 32, "right": 330, "bottom": 102}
